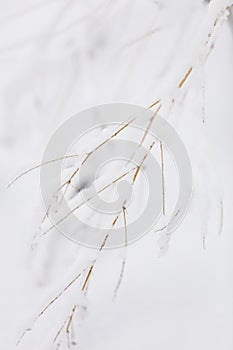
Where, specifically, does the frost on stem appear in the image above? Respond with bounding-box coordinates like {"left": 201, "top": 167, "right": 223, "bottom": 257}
{"left": 8, "top": 154, "right": 80, "bottom": 188}
{"left": 13, "top": 2, "right": 231, "bottom": 348}
{"left": 113, "top": 205, "right": 128, "bottom": 300}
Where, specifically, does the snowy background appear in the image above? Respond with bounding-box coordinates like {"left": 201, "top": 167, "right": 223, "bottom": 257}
{"left": 1, "top": 0, "right": 233, "bottom": 349}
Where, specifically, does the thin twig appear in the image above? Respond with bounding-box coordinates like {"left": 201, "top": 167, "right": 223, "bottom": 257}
{"left": 122, "top": 27, "right": 159, "bottom": 49}
{"left": 81, "top": 210, "right": 124, "bottom": 295}
{"left": 16, "top": 328, "right": 32, "bottom": 346}
{"left": 128, "top": 104, "right": 161, "bottom": 165}
{"left": 17, "top": 271, "right": 82, "bottom": 346}
{"left": 58, "top": 118, "right": 135, "bottom": 192}
{"left": 81, "top": 265, "right": 94, "bottom": 292}
{"left": 8, "top": 154, "right": 79, "bottom": 188}
{"left": 122, "top": 205, "right": 128, "bottom": 247}
{"left": 154, "top": 209, "right": 180, "bottom": 233}
{"left": 37, "top": 273, "right": 81, "bottom": 318}
{"left": 140, "top": 105, "right": 161, "bottom": 146}
{"left": 66, "top": 305, "right": 77, "bottom": 348}
{"left": 113, "top": 259, "right": 126, "bottom": 301}
{"left": 148, "top": 98, "right": 161, "bottom": 109}
{"left": 178, "top": 66, "right": 193, "bottom": 89}
{"left": 148, "top": 66, "right": 193, "bottom": 110}
{"left": 132, "top": 140, "right": 157, "bottom": 184}
{"left": 53, "top": 317, "right": 70, "bottom": 343}
{"left": 40, "top": 166, "right": 136, "bottom": 237}
{"left": 113, "top": 205, "right": 128, "bottom": 300}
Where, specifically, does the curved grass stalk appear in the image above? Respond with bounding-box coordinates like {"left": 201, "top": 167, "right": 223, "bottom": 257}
{"left": 113, "top": 205, "right": 128, "bottom": 300}
{"left": 8, "top": 154, "right": 79, "bottom": 188}
{"left": 57, "top": 117, "right": 136, "bottom": 193}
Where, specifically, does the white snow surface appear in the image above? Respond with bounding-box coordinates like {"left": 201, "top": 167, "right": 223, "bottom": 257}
{"left": 0, "top": 0, "right": 233, "bottom": 349}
